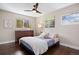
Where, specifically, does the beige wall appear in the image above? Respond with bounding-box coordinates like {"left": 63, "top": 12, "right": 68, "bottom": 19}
{"left": 36, "top": 4, "right": 79, "bottom": 50}
{"left": 0, "top": 10, "right": 36, "bottom": 44}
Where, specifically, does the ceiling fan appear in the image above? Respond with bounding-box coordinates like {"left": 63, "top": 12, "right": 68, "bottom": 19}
{"left": 24, "top": 3, "right": 42, "bottom": 14}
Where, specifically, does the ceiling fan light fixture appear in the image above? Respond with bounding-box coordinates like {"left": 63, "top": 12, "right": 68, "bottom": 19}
{"left": 32, "top": 10, "right": 36, "bottom": 13}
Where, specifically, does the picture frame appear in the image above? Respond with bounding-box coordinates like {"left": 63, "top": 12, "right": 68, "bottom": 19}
{"left": 4, "top": 19, "right": 12, "bottom": 29}
{"left": 16, "top": 19, "right": 23, "bottom": 28}
{"left": 16, "top": 19, "right": 31, "bottom": 28}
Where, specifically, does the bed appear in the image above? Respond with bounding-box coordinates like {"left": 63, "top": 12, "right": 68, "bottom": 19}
{"left": 19, "top": 32, "right": 59, "bottom": 55}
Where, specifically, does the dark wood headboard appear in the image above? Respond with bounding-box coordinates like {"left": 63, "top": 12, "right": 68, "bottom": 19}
{"left": 15, "top": 30, "right": 34, "bottom": 42}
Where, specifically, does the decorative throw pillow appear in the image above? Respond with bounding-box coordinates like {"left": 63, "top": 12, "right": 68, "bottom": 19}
{"left": 48, "top": 34, "right": 54, "bottom": 39}
{"left": 44, "top": 33, "right": 51, "bottom": 39}
{"left": 49, "top": 34, "right": 59, "bottom": 39}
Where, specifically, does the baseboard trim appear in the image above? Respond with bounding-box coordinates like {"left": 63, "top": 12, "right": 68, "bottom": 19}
{"left": 0, "top": 40, "right": 15, "bottom": 44}
{"left": 60, "top": 43, "right": 79, "bottom": 50}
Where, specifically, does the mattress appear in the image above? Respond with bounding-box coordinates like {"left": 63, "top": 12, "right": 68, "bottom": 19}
{"left": 20, "top": 37, "right": 59, "bottom": 53}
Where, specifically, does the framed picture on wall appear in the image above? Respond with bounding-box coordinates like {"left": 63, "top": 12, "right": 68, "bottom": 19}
{"left": 16, "top": 19, "right": 31, "bottom": 29}
{"left": 4, "top": 19, "right": 12, "bottom": 29}
{"left": 24, "top": 19, "right": 29, "bottom": 28}
{"left": 16, "top": 19, "right": 23, "bottom": 28}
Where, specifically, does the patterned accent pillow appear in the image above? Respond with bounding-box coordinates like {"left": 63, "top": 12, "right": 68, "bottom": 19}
{"left": 44, "top": 33, "right": 51, "bottom": 39}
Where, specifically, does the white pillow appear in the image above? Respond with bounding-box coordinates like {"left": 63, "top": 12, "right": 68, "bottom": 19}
{"left": 38, "top": 32, "right": 49, "bottom": 38}
{"left": 49, "top": 34, "right": 59, "bottom": 39}
{"left": 49, "top": 34, "right": 54, "bottom": 39}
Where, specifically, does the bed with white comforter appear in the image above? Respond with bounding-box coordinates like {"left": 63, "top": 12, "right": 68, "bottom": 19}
{"left": 19, "top": 36, "right": 59, "bottom": 55}
{"left": 19, "top": 37, "right": 48, "bottom": 55}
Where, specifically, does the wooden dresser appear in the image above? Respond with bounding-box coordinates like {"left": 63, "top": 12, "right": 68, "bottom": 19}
{"left": 15, "top": 30, "right": 34, "bottom": 42}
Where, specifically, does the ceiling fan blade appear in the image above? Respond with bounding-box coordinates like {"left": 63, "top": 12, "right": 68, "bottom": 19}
{"left": 35, "top": 3, "right": 38, "bottom": 9}
{"left": 36, "top": 10, "right": 42, "bottom": 14}
{"left": 24, "top": 10, "right": 32, "bottom": 11}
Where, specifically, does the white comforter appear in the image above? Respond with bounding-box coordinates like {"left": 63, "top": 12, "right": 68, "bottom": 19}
{"left": 19, "top": 37, "right": 48, "bottom": 55}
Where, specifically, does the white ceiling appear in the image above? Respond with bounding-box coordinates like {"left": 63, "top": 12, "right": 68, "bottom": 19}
{"left": 0, "top": 3, "right": 74, "bottom": 17}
